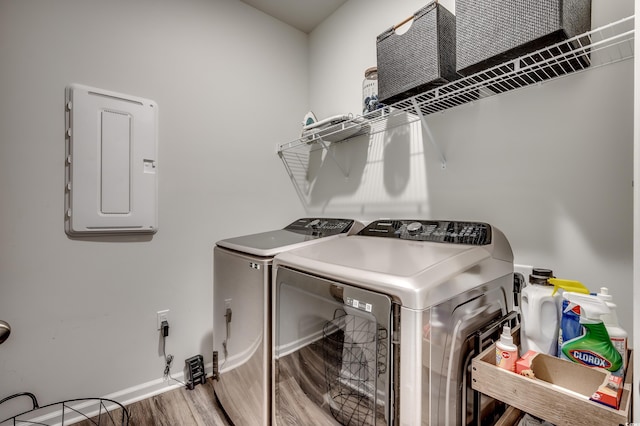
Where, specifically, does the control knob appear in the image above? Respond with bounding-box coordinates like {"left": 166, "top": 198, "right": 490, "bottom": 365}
{"left": 308, "top": 219, "right": 321, "bottom": 228}
{"left": 406, "top": 221, "right": 422, "bottom": 235}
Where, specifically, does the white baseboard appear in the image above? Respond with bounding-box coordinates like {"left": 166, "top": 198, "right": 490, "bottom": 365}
{"left": 104, "top": 362, "right": 214, "bottom": 406}
{"left": 13, "top": 364, "right": 214, "bottom": 426}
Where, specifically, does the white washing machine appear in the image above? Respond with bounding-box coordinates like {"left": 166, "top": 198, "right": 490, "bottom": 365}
{"left": 212, "top": 218, "right": 364, "bottom": 426}
{"left": 272, "top": 219, "right": 515, "bottom": 426}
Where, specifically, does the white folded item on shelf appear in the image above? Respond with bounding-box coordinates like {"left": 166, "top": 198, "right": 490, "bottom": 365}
{"left": 301, "top": 114, "right": 365, "bottom": 143}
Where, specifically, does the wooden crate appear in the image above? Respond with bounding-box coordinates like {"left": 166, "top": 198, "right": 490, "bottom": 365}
{"left": 472, "top": 344, "right": 632, "bottom": 426}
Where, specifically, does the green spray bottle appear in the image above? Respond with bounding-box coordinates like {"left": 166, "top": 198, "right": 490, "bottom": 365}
{"left": 561, "top": 292, "right": 623, "bottom": 373}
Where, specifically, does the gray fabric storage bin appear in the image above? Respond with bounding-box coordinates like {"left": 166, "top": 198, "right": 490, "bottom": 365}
{"left": 456, "top": 0, "right": 591, "bottom": 76}
{"left": 376, "top": 2, "right": 457, "bottom": 105}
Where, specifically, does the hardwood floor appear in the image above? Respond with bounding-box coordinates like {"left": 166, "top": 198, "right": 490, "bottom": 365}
{"left": 75, "top": 378, "right": 232, "bottom": 426}
{"left": 79, "top": 334, "right": 384, "bottom": 426}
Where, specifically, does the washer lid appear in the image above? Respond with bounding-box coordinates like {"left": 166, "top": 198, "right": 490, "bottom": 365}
{"left": 216, "top": 218, "right": 359, "bottom": 257}
{"left": 273, "top": 221, "right": 513, "bottom": 309}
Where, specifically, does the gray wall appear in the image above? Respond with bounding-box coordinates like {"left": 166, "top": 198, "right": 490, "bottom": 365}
{"left": 0, "top": 0, "right": 306, "bottom": 407}
{"left": 303, "top": 0, "right": 634, "bottom": 343}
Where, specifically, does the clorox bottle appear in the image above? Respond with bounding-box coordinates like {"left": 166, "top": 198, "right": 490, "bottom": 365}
{"left": 556, "top": 278, "right": 591, "bottom": 357}
{"left": 520, "top": 269, "right": 589, "bottom": 356}
{"left": 561, "top": 292, "right": 623, "bottom": 373}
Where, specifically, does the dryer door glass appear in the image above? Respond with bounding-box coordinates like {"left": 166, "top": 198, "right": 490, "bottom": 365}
{"left": 274, "top": 267, "right": 393, "bottom": 426}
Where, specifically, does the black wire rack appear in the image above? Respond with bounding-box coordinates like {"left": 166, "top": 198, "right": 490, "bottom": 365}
{"left": 0, "top": 392, "right": 129, "bottom": 426}
{"left": 322, "top": 311, "right": 388, "bottom": 426}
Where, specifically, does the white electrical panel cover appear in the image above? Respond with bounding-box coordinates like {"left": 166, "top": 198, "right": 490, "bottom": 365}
{"left": 65, "top": 84, "right": 158, "bottom": 235}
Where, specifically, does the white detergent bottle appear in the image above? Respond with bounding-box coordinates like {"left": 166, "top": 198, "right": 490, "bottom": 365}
{"left": 595, "top": 287, "right": 628, "bottom": 369}
{"left": 520, "top": 268, "right": 558, "bottom": 355}
{"left": 520, "top": 268, "right": 590, "bottom": 356}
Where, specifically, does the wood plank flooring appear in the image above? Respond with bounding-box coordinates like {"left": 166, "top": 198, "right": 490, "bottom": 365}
{"left": 78, "top": 334, "right": 385, "bottom": 425}
{"left": 74, "top": 378, "right": 232, "bottom": 426}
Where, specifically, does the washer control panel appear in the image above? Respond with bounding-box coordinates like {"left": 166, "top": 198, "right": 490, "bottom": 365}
{"left": 358, "top": 220, "right": 492, "bottom": 245}
{"left": 284, "top": 218, "right": 355, "bottom": 237}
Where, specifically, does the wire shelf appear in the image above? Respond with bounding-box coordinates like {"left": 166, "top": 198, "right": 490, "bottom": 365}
{"left": 277, "top": 15, "right": 634, "bottom": 155}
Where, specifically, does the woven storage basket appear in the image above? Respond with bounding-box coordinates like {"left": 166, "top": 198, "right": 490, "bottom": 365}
{"left": 376, "top": 2, "right": 457, "bottom": 105}
{"left": 456, "top": 0, "right": 591, "bottom": 76}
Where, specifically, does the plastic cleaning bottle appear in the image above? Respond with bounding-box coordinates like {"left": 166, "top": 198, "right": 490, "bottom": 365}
{"left": 561, "top": 292, "right": 623, "bottom": 374}
{"left": 520, "top": 269, "right": 589, "bottom": 356}
{"left": 495, "top": 324, "right": 518, "bottom": 372}
{"left": 555, "top": 278, "right": 591, "bottom": 357}
{"left": 520, "top": 268, "right": 556, "bottom": 355}
{"left": 595, "top": 287, "right": 628, "bottom": 370}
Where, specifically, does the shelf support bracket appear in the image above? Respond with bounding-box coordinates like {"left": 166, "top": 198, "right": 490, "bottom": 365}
{"left": 411, "top": 98, "right": 446, "bottom": 168}
{"left": 316, "top": 135, "right": 350, "bottom": 177}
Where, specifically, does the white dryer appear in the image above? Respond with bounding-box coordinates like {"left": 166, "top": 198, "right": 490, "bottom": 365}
{"left": 212, "top": 218, "right": 363, "bottom": 426}
{"left": 272, "top": 219, "right": 515, "bottom": 426}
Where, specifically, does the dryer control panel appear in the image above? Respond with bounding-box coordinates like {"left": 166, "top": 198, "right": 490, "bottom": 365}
{"left": 358, "top": 220, "right": 491, "bottom": 245}
{"left": 284, "top": 218, "right": 355, "bottom": 237}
